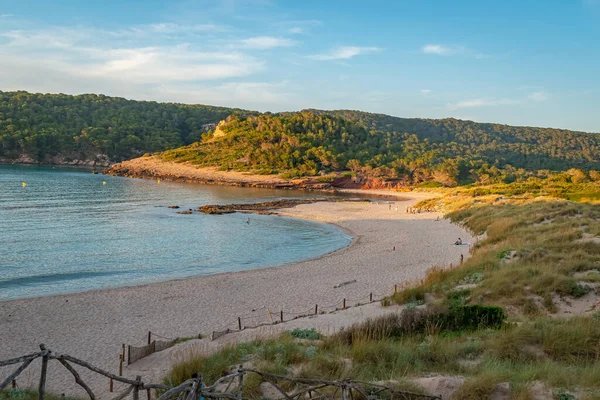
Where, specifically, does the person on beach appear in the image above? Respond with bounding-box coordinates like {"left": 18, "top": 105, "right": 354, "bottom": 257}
{"left": 455, "top": 238, "right": 463, "bottom": 245}
{"left": 246, "top": 217, "right": 250, "bottom": 224}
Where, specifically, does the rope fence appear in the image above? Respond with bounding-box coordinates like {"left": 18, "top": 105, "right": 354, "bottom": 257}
{"left": 123, "top": 254, "right": 467, "bottom": 365}
{"left": 209, "top": 288, "right": 394, "bottom": 341}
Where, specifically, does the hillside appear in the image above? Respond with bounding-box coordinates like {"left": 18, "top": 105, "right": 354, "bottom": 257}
{"left": 2, "top": 91, "right": 600, "bottom": 181}
{"left": 0, "top": 91, "right": 252, "bottom": 165}
{"left": 158, "top": 111, "right": 600, "bottom": 186}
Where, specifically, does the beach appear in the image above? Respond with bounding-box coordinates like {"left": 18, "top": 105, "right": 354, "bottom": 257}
{"left": 0, "top": 191, "right": 472, "bottom": 398}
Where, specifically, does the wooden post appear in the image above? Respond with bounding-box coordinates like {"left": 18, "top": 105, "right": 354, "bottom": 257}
{"left": 133, "top": 376, "right": 142, "bottom": 400}
{"left": 370, "top": 292, "right": 373, "bottom": 302}
{"left": 119, "top": 358, "right": 123, "bottom": 376}
{"left": 127, "top": 345, "right": 131, "bottom": 366}
{"left": 147, "top": 331, "right": 152, "bottom": 345}
{"left": 343, "top": 299, "right": 346, "bottom": 309}
{"left": 280, "top": 310, "right": 283, "bottom": 323}
{"left": 460, "top": 254, "right": 464, "bottom": 264}
{"left": 238, "top": 366, "right": 244, "bottom": 400}
{"left": 39, "top": 344, "right": 49, "bottom": 400}
{"left": 394, "top": 284, "right": 397, "bottom": 294}
{"left": 109, "top": 378, "right": 113, "bottom": 393}
{"left": 237, "top": 317, "right": 242, "bottom": 331}
{"left": 146, "top": 388, "right": 151, "bottom": 400}
{"left": 314, "top": 304, "right": 318, "bottom": 315}
{"left": 11, "top": 380, "right": 16, "bottom": 389}
{"left": 266, "top": 308, "right": 273, "bottom": 323}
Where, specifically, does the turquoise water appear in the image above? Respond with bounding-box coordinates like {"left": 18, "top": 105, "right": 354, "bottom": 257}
{"left": 0, "top": 165, "right": 351, "bottom": 300}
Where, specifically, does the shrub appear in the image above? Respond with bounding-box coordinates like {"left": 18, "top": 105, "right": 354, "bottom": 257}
{"left": 288, "top": 328, "right": 321, "bottom": 340}
{"left": 332, "top": 305, "right": 505, "bottom": 345}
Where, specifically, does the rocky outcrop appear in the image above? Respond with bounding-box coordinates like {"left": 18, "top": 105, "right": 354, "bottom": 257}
{"left": 197, "top": 198, "right": 369, "bottom": 215}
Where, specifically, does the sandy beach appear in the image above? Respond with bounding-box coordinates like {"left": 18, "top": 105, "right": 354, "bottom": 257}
{"left": 0, "top": 191, "right": 472, "bottom": 397}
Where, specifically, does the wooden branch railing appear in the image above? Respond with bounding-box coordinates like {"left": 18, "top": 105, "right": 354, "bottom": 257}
{"left": 1, "top": 346, "right": 441, "bottom": 399}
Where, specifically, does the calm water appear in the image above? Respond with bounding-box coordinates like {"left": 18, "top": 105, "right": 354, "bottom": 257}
{"left": 0, "top": 165, "right": 351, "bottom": 300}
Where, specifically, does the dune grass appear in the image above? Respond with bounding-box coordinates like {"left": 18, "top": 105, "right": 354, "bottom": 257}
{"left": 393, "top": 194, "right": 600, "bottom": 316}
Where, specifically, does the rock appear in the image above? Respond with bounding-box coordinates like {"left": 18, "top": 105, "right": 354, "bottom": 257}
{"left": 529, "top": 381, "right": 552, "bottom": 400}
{"left": 489, "top": 382, "right": 510, "bottom": 400}
{"left": 259, "top": 381, "right": 283, "bottom": 400}
{"left": 424, "top": 293, "right": 436, "bottom": 304}
{"left": 197, "top": 198, "right": 369, "bottom": 215}
{"left": 412, "top": 375, "right": 465, "bottom": 400}
{"left": 168, "top": 205, "right": 180, "bottom": 209}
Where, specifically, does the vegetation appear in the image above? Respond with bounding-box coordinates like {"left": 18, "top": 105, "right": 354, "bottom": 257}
{"left": 3, "top": 91, "right": 600, "bottom": 185}
{"left": 160, "top": 110, "right": 600, "bottom": 185}
{"left": 0, "top": 90, "right": 251, "bottom": 163}
{"left": 393, "top": 192, "right": 600, "bottom": 314}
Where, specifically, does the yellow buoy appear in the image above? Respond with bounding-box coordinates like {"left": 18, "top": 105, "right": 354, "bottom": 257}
{"left": 21, "top": 182, "right": 26, "bottom": 187}
{"left": 102, "top": 181, "right": 107, "bottom": 185}
{"left": 157, "top": 178, "right": 161, "bottom": 184}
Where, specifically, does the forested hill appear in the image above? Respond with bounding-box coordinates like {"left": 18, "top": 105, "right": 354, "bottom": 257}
{"left": 2, "top": 91, "right": 600, "bottom": 184}
{"left": 304, "top": 108, "right": 600, "bottom": 162}
{"left": 0, "top": 91, "right": 251, "bottom": 164}
{"left": 160, "top": 111, "right": 600, "bottom": 185}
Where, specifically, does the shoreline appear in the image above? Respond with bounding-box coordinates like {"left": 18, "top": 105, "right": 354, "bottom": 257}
{"left": 0, "top": 191, "right": 471, "bottom": 398}
{"left": 0, "top": 211, "right": 356, "bottom": 304}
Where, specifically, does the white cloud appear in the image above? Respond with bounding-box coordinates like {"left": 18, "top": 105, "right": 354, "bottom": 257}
{"left": 528, "top": 91, "right": 549, "bottom": 101}
{"left": 422, "top": 44, "right": 453, "bottom": 55}
{"left": 420, "top": 89, "right": 432, "bottom": 94}
{"left": 239, "top": 36, "right": 296, "bottom": 49}
{"left": 447, "top": 98, "right": 518, "bottom": 110}
{"left": 0, "top": 27, "right": 264, "bottom": 86}
{"left": 0, "top": 14, "right": 13, "bottom": 18}
{"left": 310, "top": 46, "right": 382, "bottom": 61}
{"left": 289, "top": 27, "right": 303, "bottom": 34}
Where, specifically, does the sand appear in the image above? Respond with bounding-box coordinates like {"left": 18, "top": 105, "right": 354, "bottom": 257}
{"left": 0, "top": 191, "right": 473, "bottom": 398}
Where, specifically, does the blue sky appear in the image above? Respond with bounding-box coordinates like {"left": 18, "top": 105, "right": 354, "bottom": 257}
{"left": 0, "top": 0, "right": 599, "bottom": 132}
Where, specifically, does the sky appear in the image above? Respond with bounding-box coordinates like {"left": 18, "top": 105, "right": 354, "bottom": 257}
{"left": 0, "top": 0, "right": 599, "bottom": 132}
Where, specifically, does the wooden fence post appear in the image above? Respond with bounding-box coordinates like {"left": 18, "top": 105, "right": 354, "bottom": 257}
{"left": 146, "top": 388, "right": 151, "bottom": 400}
{"left": 343, "top": 299, "right": 346, "bottom": 309}
{"left": 119, "top": 357, "right": 123, "bottom": 376}
{"left": 109, "top": 378, "right": 113, "bottom": 393}
{"left": 38, "top": 344, "right": 48, "bottom": 400}
{"left": 133, "top": 376, "right": 142, "bottom": 400}
{"left": 394, "top": 284, "right": 397, "bottom": 294}
{"left": 460, "top": 254, "right": 464, "bottom": 264}
{"left": 314, "top": 304, "right": 318, "bottom": 315}
{"left": 370, "top": 292, "right": 373, "bottom": 302}
{"left": 266, "top": 308, "right": 273, "bottom": 323}
{"left": 147, "top": 332, "right": 152, "bottom": 345}
{"left": 121, "top": 344, "right": 125, "bottom": 363}
{"left": 237, "top": 366, "right": 243, "bottom": 400}
{"left": 237, "top": 317, "right": 242, "bottom": 331}
{"left": 280, "top": 310, "right": 283, "bottom": 323}
{"left": 11, "top": 380, "right": 16, "bottom": 389}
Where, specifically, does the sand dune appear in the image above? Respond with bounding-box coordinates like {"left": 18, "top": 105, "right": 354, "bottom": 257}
{"left": 0, "top": 191, "right": 472, "bottom": 398}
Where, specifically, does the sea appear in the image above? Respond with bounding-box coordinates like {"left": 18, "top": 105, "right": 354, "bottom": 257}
{"left": 0, "top": 165, "right": 352, "bottom": 300}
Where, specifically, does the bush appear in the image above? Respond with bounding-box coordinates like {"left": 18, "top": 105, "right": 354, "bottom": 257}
{"left": 332, "top": 305, "right": 506, "bottom": 345}
{"left": 288, "top": 328, "right": 321, "bottom": 340}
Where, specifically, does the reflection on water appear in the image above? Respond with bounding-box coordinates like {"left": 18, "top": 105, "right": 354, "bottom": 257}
{"left": 0, "top": 165, "right": 351, "bottom": 300}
